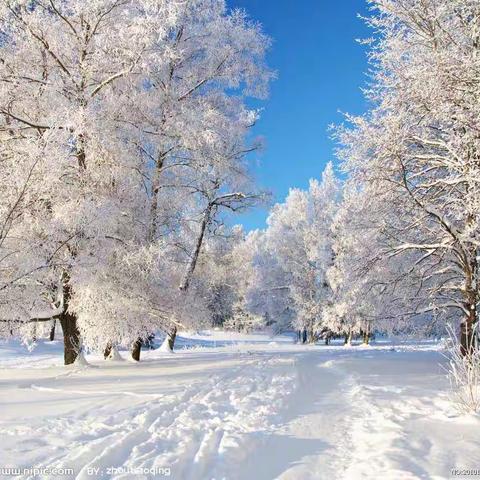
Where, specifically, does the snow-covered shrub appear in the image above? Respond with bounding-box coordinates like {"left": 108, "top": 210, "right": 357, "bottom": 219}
{"left": 444, "top": 325, "right": 480, "bottom": 414}
{"left": 224, "top": 304, "right": 265, "bottom": 333}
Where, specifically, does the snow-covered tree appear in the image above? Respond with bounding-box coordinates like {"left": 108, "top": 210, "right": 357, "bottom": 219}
{"left": 247, "top": 163, "right": 341, "bottom": 341}
{"left": 337, "top": 0, "right": 480, "bottom": 354}
{"left": 0, "top": 0, "right": 154, "bottom": 362}
{"left": 232, "top": 228, "right": 293, "bottom": 334}
{"left": 0, "top": 0, "right": 272, "bottom": 362}
{"left": 197, "top": 225, "right": 248, "bottom": 329}
{"left": 326, "top": 181, "right": 399, "bottom": 345}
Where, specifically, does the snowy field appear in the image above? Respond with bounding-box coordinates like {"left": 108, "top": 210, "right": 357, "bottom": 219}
{"left": 1, "top": 332, "right": 479, "bottom": 480}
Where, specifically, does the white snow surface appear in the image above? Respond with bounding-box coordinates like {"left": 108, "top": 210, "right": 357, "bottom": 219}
{"left": 0, "top": 331, "right": 479, "bottom": 479}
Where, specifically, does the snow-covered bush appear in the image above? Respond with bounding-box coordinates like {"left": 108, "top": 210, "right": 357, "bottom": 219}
{"left": 224, "top": 304, "right": 265, "bottom": 333}
{"left": 445, "top": 325, "right": 480, "bottom": 414}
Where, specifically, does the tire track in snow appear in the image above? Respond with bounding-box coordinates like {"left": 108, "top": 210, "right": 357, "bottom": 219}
{"left": 62, "top": 354, "right": 261, "bottom": 479}
{"left": 186, "top": 353, "right": 297, "bottom": 480}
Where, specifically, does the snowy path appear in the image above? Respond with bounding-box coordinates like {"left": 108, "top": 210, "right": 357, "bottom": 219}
{"left": 244, "top": 347, "right": 480, "bottom": 480}
{"left": 1, "top": 335, "right": 480, "bottom": 479}
{"left": 241, "top": 351, "right": 354, "bottom": 480}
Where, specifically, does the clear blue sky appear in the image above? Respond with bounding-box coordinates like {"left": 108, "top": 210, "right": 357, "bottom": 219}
{"left": 228, "top": 0, "right": 372, "bottom": 231}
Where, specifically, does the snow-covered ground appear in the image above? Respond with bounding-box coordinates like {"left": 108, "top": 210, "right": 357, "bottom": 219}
{"left": 0, "top": 332, "right": 479, "bottom": 480}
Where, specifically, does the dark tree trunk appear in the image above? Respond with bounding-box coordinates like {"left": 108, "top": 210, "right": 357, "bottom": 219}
{"left": 167, "top": 326, "right": 177, "bottom": 351}
{"left": 49, "top": 320, "right": 56, "bottom": 341}
{"left": 104, "top": 342, "right": 113, "bottom": 359}
{"left": 179, "top": 205, "right": 212, "bottom": 292}
{"left": 59, "top": 281, "right": 80, "bottom": 365}
{"left": 460, "top": 252, "right": 478, "bottom": 357}
{"left": 54, "top": 132, "right": 86, "bottom": 366}
{"left": 59, "top": 311, "right": 80, "bottom": 365}
{"left": 363, "top": 323, "right": 370, "bottom": 345}
{"left": 302, "top": 328, "right": 307, "bottom": 344}
{"left": 131, "top": 338, "right": 142, "bottom": 361}
{"left": 325, "top": 335, "right": 330, "bottom": 346}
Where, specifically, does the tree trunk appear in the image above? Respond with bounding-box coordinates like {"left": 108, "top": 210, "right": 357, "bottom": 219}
{"left": 148, "top": 153, "right": 166, "bottom": 242}
{"left": 104, "top": 342, "right": 112, "bottom": 359}
{"left": 180, "top": 205, "right": 212, "bottom": 292}
{"left": 363, "top": 323, "right": 370, "bottom": 345}
{"left": 58, "top": 280, "right": 80, "bottom": 365}
{"left": 302, "top": 328, "right": 307, "bottom": 344}
{"left": 131, "top": 338, "right": 142, "bottom": 361}
{"left": 167, "top": 326, "right": 177, "bottom": 351}
{"left": 59, "top": 311, "right": 80, "bottom": 365}
{"left": 461, "top": 251, "right": 478, "bottom": 357}
{"left": 49, "top": 320, "right": 56, "bottom": 341}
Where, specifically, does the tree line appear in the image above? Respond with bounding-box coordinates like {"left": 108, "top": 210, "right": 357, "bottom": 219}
{"left": 234, "top": 0, "right": 480, "bottom": 357}
{"left": 1, "top": 0, "right": 478, "bottom": 363}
